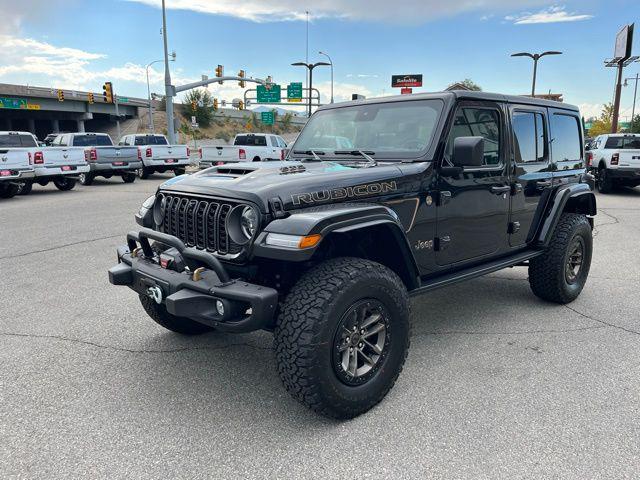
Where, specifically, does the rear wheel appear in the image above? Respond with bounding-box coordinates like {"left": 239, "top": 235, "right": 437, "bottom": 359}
{"left": 529, "top": 213, "right": 592, "bottom": 304}
{"left": 173, "top": 167, "right": 186, "bottom": 176}
{"left": 53, "top": 177, "right": 76, "bottom": 191}
{"left": 122, "top": 172, "right": 136, "bottom": 183}
{"left": 0, "top": 183, "right": 20, "bottom": 198}
{"left": 79, "top": 172, "right": 94, "bottom": 186}
{"left": 274, "top": 257, "right": 411, "bottom": 419}
{"left": 17, "top": 182, "right": 32, "bottom": 195}
{"left": 597, "top": 166, "right": 613, "bottom": 193}
{"left": 252, "top": 156, "right": 261, "bottom": 162}
{"left": 137, "top": 167, "right": 151, "bottom": 179}
{"left": 139, "top": 294, "right": 214, "bottom": 334}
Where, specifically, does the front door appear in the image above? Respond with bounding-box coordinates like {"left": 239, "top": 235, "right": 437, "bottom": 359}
{"left": 436, "top": 102, "right": 511, "bottom": 266}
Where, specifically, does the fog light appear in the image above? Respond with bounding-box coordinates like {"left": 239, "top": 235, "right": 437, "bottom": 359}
{"left": 216, "top": 300, "right": 225, "bottom": 316}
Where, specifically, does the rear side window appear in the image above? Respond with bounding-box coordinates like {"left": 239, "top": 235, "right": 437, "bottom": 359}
{"left": 72, "top": 135, "right": 113, "bottom": 146}
{"left": 234, "top": 135, "right": 267, "bottom": 146}
{"left": 605, "top": 136, "right": 640, "bottom": 149}
{"left": 0, "top": 134, "right": 37, "bottom": 147}
{"left": 551, "top": 114, "right": 581, "bottom": 162}
{"left": 269, "top": 136, "right": 278, "bottom": 147}
{"left": 512, "top": 111, "right": 547, "bottom": 163}
{"left": 134, "top": 135, "right": 168, "bottom": 146}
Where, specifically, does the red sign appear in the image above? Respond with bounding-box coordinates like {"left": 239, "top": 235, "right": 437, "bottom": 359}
{"left": 391, "top": 74, "right": 423, "bottom": 88}
{"left": 401, "top": 88, "right": 413, "bottom": 95}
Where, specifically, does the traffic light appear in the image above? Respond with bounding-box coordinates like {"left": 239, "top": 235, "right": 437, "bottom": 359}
{"left": 88, "top": 93, "right": 94, "bottom": 104}
{"left": 191, "top": 100, "right": 197, "bottom": 111}
{"left": 238, "top": 100, "right": 245, "bottom": 110}
{"left": 103, "top": 82, "right": 114, "bottom": 103}
{"left": 215, "top": 64, "right": 224, "bottom": 84}
{"left": 57, "top": 89, "right": 64, "bottom": 102}
{"left": 238, "top": 69, "right": 246, "bottom": 88}
{"left": 213, "top": 98, "right": 219, "bottom": 111}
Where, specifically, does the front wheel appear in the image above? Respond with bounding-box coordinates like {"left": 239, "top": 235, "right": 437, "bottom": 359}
{"left": 139, "top": 294, "right": 214, "bottom": 334}
{"left": 274, "top": 257, "right": 410, "bottom": 419}
{"left": 137, "top": 167, "right": 151, "bottom": 179}
{"left": 529, "top": 213, "right": 592, "bottom": 304}
{"left": 53, "top": 177, "right": 76, "bottom": 191}
{"left": 122, "top": 172, "right": 136, "bottom": 183}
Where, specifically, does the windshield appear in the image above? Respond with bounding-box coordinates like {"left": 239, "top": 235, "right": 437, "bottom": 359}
{"left": 134, "top": 135, "right": 168, "bottom": 146}
{"left": 292, "top": 99, "right": 443, "bottom": 160}
{"left": 0, "top": 134, "right": 37, "bottom": 148}
{"left": 73, "top": 134, "right": 113, "bottom": 146}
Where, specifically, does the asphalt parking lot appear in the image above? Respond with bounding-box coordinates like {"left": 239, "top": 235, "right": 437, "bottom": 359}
{"left": 1, "top": 176, "right": 639, "bottom": 479}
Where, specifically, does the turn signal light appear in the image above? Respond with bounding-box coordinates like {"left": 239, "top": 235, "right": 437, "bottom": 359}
{"left": 239, "top": 148, "right": 246, "bottom": 160}
{"left": 298, "top": 234, "right": 322, "bottom": 249}
{"left": 34, "top": 151, "right": 44, "bottom": 164}
{"left": 611, "top": 153, "right": 619, "bottom": 165}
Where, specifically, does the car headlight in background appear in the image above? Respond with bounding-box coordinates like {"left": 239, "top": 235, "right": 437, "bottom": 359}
{"left": 227, "top": 204, "right": 260, "bottom": 245}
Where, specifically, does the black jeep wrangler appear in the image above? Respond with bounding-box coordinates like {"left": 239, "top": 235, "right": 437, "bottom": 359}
{"left": 109, "top": 91, "right": 596, "bottom": 419}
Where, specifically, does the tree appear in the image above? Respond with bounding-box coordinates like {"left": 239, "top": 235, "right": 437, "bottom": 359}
{"left": 182, "top": 89, "right": 214, "bottom": 127}
{"left": 629, "top": 114, "right": 640, "bottom": 133}
{"left": 448, "top": 79, "right": 482, "bottom": 91}
{"left": 588, "top": 103, "right": 615, "bottom": 137}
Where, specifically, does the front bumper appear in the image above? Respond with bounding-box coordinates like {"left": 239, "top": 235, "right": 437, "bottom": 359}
{"left": 90, "top": 161, "right": 142, "bottom": 173}
{"left": 607, "top": 167, "right": 640, "bottom": 179}
{"left": 108, "top": 228, "right": 278, "bottom": 333}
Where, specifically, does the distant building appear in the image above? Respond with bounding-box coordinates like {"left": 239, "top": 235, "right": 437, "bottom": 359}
{"left": 526, "top": 93, "right": 564, "bottom": 102}
{"left": 445, "top": 82, "right": 473, "bottom": 91}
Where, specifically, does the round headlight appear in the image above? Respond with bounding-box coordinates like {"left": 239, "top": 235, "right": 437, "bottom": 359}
{"left": 226, "top": 204, "right": 259, "bottom": 245}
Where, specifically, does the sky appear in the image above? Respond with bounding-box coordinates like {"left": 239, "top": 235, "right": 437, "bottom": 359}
{"left": 0, "top": 0, "right": 639, "bottom": 120}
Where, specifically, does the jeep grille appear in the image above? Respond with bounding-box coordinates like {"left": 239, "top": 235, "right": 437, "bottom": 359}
{"left": 159, "top": 194, "right": 243, "bottom": 256}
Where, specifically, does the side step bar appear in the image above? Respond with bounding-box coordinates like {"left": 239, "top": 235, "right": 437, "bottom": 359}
{"left": 409, "top": 249, "right": 542, "bottom": 297}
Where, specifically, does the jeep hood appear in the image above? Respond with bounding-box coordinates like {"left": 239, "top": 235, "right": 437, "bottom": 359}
{"left": 159, "top": 161, "right": 425, "bottom": 212}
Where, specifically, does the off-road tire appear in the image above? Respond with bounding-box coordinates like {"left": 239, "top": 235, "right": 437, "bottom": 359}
{"left": 597, "top": 165, "right": 613, "bottom": 194}
{"left": 138, "top": 294, "right": 214, "bottom": 334}
{"left": 53, "top": 177, "right": 76, "bottom": 191}
{"left": 122, "top": 172, "right": 136, "bottom": 183}
{"left": 79, "top": 172, "right": 94, "bottom": 186}
{"left": 137, "top": 167, "right": 151, "bottom": 179}
{"left": 173, "top": 168, "right": 186, "bottom": 176}
{"left": 274, "top": 257, "right": 411, "bottom": 419}
{"left": 0, "top": 183, "right": 20, "bottom": 198}
{"left": 529, "top": 213, "right": 592, "bottom": 304}
{"left": 17, "top": 182, "right": 32, "bottom": 195}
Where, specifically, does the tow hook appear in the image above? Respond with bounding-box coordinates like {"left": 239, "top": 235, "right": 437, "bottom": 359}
{"left": 146, "top": 285, "right": 163, "bottom": 304}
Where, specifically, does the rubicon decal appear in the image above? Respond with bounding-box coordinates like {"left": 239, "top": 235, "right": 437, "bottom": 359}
{"left": 291, "top": 181, "right": 398, "bottom": 205}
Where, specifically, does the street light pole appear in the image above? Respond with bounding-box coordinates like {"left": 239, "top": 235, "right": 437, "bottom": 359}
{"left": 319, "top": 51, "right": 334, "bottom": 103}
{"left": 146, "top": 56, "right": 173, "bottom": 133}
{"left": 161, "top": 0, "right": 176, "bottom": 144}
{"left": 624, "top": 73, "right": 639, "bottom": 131}
{"left": 511, "top": 51, "right": 562, "bottom": 97}
{"left": 292, "top": 61, "right": 330, "bottom": 116}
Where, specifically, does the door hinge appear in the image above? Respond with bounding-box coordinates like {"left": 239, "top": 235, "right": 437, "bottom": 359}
{"left": 434, "top": 235, "right": 451, "bottom": 251}
{"left": 439, "top": 191, "right": 452, "bottom": 206}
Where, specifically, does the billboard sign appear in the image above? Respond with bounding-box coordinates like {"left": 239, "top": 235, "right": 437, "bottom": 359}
{"left": 614, "top": 23, "right": 634, "bottom": 61}
{"left": 391, "top": 74, "right": 423, "bottom": 88}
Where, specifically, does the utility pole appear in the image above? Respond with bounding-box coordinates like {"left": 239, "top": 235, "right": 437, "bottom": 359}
{"left": 162, "top": 0, "right": 176, "bottom": 144}
{"left": 146, "top": 54, "right": 174, "bottom": 134}
{"left": 510, "top": 51, "right": 562, "bottom": 97}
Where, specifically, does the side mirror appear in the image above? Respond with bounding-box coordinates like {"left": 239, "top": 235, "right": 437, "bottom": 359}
{"left": 452, "top": 136, "right": 485, "bottom": 168}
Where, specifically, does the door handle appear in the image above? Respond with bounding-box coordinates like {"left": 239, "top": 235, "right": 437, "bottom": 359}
{"left": 536, "top": 180, "right": 552, "bottom": 189}
{"left": 490, "top": 186, "right": 511, "bottom": 195}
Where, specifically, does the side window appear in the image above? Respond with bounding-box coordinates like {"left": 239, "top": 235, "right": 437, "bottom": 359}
{"left": 58, "top": 134, "right": 69, "bottom": 146}
{"left": 551, "top": 114, "right": 581, "bottom": 162}
{"left": 512, "top": 111, "right": 547, "bottom": 163}
{"left": 269, "top": 136, "right": 277, "bottom": 147}
{"left": 278, "top": 137, "right": 287, "bottom": 148}
{"left": 446, "top": 107, "right": 501, "bottom": 166}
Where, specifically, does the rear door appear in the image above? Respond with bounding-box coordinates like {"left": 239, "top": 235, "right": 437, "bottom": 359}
{"left": 0, "top": 133, "right": 35, "bottom": 173}
{"left": 435, "top": 101, "right": 511, "bottom": 266}
{"left": 508, "top": 105, "right": 553, "bottom": 246}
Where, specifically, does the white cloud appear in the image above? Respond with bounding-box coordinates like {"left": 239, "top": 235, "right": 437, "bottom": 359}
{"left": 127, "top": 0, "right": 551, "bottom": 24}
{"left": 506, "top": 5, "right": 593, "bottom": 24}
{"left": 578, "top": 103, "right": 604, "bottom": 120}
{"left": 346, "top": 74, "right": 379, "bottom": 79}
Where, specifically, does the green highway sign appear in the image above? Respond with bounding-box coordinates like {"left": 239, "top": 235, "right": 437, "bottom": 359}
{"left": 261, "top": 111, "right": 275, "bottom": 125}
{"left": 287, "top": 82, "right": 303, "bottom": 101}
{"left": 118, "top": 97, "right": 129, "bottom": 103}
{"left": 0, "top": 97, "right": 27, "bottom": 109}
{"left": 257, "top": 84, "right": 281, "bottom": 103}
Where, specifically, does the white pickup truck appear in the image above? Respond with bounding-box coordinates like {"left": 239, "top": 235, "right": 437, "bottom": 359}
{"left": 11, "top": 132, "right": 88, "bottom": 195}
{"left": 198, "top": 133, "right": 288, "bottom": 168}
{"left": 0, "top": 131, "right": 36, "bottom": 199}
{"left": 587, "top": 133, "right": 640, "bottom": 193}
{"left": 52, "top": 132, "right": 141, "bottom": 185}
{"left": 118, "top": 134, "right": 190, "bottom": 179}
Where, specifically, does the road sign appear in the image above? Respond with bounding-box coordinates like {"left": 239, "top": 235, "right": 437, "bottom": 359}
{"left": 261, "top": 111, "right": 275, "bottom": 125}
{"left": 257, "top": 84, "right": 281, "bottom": 103}
{"left": 118, "top": 97, "right": 129, "bottom": 103}
{"left": 391, "top": 74, "right": 423, "bottom": 88}
{"left": 0, "top": 97, "right": 27, "bottom": 109}
{"left": 191, "top": 116, "right": 197, "bottom": 124}
{"left": 401, "top": 87, "right": 413, "bottom": 95}
{"left": 287, "top": 82, "right": 303, "bottom": 101}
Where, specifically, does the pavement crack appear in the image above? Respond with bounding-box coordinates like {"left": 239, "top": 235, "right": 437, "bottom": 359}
{"left": 0, "top": 234, "right": 123, "bottom": 261}
{"left": 0, "top": 331, "right": 273, "bottom": 353}
{"left": 413, "top": 325, "right": 608, "bottom": 336}
{"left": 593, "top": 209, "right": 620, "bottom": 237}
{"left": 563, "top": 305, "right": 640, "bottom": 336}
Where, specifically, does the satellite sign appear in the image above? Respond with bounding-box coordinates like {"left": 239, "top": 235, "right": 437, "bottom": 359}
{"left": 614, "top": 23, "right": 634, "bottom": 61}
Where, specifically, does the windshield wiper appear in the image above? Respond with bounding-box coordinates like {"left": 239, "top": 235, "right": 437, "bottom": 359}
{"left": 293, "top": 149, "right": 325, "bottom": 161}
{"left": 333, "top": 150, "right": 377, "bottom": 167}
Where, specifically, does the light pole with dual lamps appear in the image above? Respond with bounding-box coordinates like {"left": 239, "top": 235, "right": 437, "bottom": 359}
{"left": 146, "top": 51, "right": 175, "bottom": 133}
{"left": 318, "top": 51, "right": 334, "bottom": 103}
{"left": 291, "top": 61, "right": 330, "bottom": 116}
{"left": 511, "top": 51, "right": 562, "bottom": 97}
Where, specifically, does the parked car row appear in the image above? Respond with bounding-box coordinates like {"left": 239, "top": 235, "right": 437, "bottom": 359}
{"left": 0, "top": 131, "right": 189, "bottom": 199}
{"left": 586, "top": 133, "right": 640, "bottom": 193}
